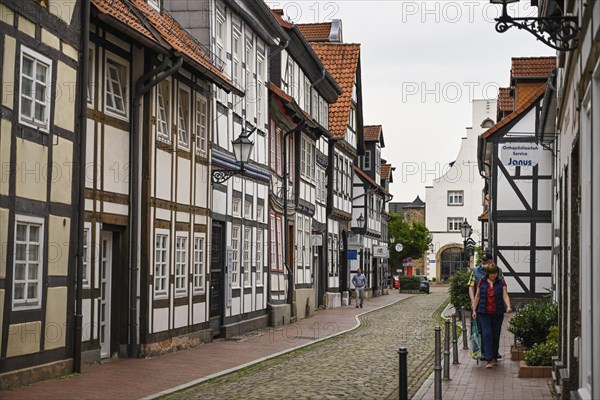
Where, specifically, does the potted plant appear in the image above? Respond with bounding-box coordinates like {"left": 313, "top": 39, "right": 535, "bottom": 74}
{"left": 519, "top": 326, "right": 558, "bottom": 378}
{"left": 508, "top": 298, "right": 558, "bottom": 360}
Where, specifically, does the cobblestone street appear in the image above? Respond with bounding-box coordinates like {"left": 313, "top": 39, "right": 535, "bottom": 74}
{"left": 163, "top": 288, "right": 448, "bottom": 400}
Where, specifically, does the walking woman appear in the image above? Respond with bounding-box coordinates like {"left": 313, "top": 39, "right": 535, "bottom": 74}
{"left": 472, "top": 263, "right": 512, "bottom": 368}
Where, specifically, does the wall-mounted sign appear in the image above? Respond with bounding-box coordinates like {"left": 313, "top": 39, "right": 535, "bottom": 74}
{"left": 402, "top": 257, "right": 413, "bottom": 267}
{"left": 395, "top": 243, "right": 403, "bottom": 252}
{"left": 347, "top": 249, "right": 358, "bottom": 260}
{"left": 373, "top": 246, "right": 389, "bottom": 259}
{"left": 500, "top": 143, "right": 544, "bottom": 167}
{"left": 311, "top": 235, "right": 323, "bottom": 246}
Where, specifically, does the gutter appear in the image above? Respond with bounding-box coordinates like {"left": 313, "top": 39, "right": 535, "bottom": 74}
{"left": 129, "top": 55, "right": 183, "bottom": 357}
{"left": 74, "top": 0, "right": 90, "bottom": 374}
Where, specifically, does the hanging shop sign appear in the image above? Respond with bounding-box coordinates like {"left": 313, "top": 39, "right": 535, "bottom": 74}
{"left": 500, "top": 143, "right": 544, "bottom": 167}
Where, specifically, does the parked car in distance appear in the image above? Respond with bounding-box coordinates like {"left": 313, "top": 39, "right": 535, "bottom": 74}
{"left": 417, "top": 276, "right": 430, "bottom": 294}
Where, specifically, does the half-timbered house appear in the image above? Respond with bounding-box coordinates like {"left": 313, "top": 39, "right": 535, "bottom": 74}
{"left": 84, "top": 0, "right": 239, "bottom": 360}
{"left": 267, "top": 10, "right": 341, "bottom": 320}
{"left": 164, "top": 0, "right": 287, "bottom": 337}
{"left": 0, "top": 0, "right": 83, "bottom": 387}
{"left": 478, "top": 57, "right": 556, "bottom": 297}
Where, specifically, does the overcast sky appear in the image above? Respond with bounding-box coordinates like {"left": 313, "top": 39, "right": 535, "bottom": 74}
{"left": 269, "top": 0, "right": 554, "bottom": 202}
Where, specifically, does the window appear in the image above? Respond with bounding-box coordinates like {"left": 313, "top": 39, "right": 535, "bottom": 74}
{"left": 83, "top": 226, "right": 91, "bottom": 287}
{"left": 105, "top": 55, "right": 128, "bottom": 117}
{"left": 257, "top": 53, "right": 264, "bottom": 126}
{"left": 20, "top": 47, "right": 52, "bottom": 131}
{"left": 304, "top": 79, "right": 311, "bottom": 112}
{"left": 257, "top": 205, "right": 264, "bottom": 223}
{"left": 87, "top": 44, "right": 95, "bottom": 106}
{"left": 193, "top": 236, "right": 205, "bottom": 293}
{"left": 301, "top": 138, "right": 316, "bottom": 181}
{"left": 232, "top": 198, "right": 241, "bottom": 217}
{"left": 244, "top": 202, "right": 252, "bottom": 219}
{"left": 348, "top": 106, "right": 356, "bottom": 131}
{"left": 154, "top": 232, "right": 169, "bottom": 297}
{"left": 147, "top": 0, "right": 160, "bottom": 12}
{"left": 231, "top": 225, "right": 240, "bottom": 286}
{"left": 270, "top": 214, "right": 277, "bottom": 272}
{"left": 448, "top": 191, "right": 464, "bottom": 206}
{"left": 447, "top": 218, "right": 462, "bottom": 232}
{"left": 177, "top": 87, "right": 190, "bottom": 148}
{"left": 232, "top": 29, "right": 241, "bottom": 86}
{"left": 156, "top": 80, "right": 170, "bottom": 142}
{"left": 175, "top": 235, "right": 188, "bottom": 295}
{"left": 364, "top": 150, "right": 371, "bottom": 170}
{"left": 243, "top": 227, "right": 251, "bottom": 286}
{"left": 195, "top": 96, "right": 207, "bottom": 154}
{"left": 256, "top": 229, "right": 263, "bottom": 285}
{"left": 13, "top": 216, "right": 44, "bottom": 309}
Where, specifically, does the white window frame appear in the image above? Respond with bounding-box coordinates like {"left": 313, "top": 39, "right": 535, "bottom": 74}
{"left": 193, "top": 235, "right": 205, "bottom": 293}
{"left": 256, "top": 229, "right": 263, "bottom": 285}
{"left": 104, "top": 52, "right": 129, "bottom": 119}
{"left": 175, "top": 234, "right": 188, "bottom": 296}
{"left": 448, "top": 190, "right": 464, "bottom": 206}
{"left": 232, "top": 198, "right": 241, "bottom": 217}
{"left": 177, "top": 84, "right": 191, "bottom": 149}
{"left": 257, "top": 205, "right": 264, "bottom": 223}
{"left": 156, "top": 79, "right": 171, "bottom": 142}
{"left": 270, "top": 214, "right": 277, "bottom": 272}
{"left": 256, "top": 53, "right": 265, "bottom": 126}
{"left": 364, "top": 150, "right": 371, "bottom": 170}
{"left": 19, "top": 46, "right": 52, "bottom": 131}
{"left": 154, "top": 230, "right": 169, "bottom": 298}
{"left": 12, "top": 215, "right": 45, "bottom": 310}
{"left": 243, "top": 227, "right": 251, "bottom": 287}
{"left": 244, "top": 202, "right": 252, "bottom": 220}
{"left": 195, "top": 95, "right": 208, "bottom": 155}
{"left": 447, "top": 217, "right": 462, "bottom": 232}
{"left": 231, "top": 225, "right": 240, "bottom": 287}
{"left": 83, "top": 224, "right": 92, "bottom": 288}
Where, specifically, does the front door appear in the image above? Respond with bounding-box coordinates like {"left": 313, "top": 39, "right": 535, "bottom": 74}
{"left": 209, "top": 223, "right": 224, "bottom": 335}
{"left": 99, "top": 231, "right": 113, "bottom": 359}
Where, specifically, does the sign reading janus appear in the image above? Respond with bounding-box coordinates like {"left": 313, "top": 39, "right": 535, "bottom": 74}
{"left": 500, "top": 143, "right": 543, "bottom": 167}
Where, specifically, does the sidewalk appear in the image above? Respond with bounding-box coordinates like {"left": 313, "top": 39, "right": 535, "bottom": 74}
{"left": 2, "top": 292, "right": 412, "bottom": 400}
{"left": 413, "top": 316, "right": 554, "bottom": 400}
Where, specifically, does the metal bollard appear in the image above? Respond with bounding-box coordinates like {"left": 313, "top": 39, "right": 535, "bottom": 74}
{"left": 452, "top": 313, "right": 459, "bottom": 364}
{"left": 461, "top": 308, "right": 469, "bottom": 349}
{"left": 398, "top": 347, "right": 408, "bottom": 400}
{"left": 434, "top": 326, "right": 442, "bottom": 400}
{"left": 443, "top": 319, "right": 451, "bottom": 380}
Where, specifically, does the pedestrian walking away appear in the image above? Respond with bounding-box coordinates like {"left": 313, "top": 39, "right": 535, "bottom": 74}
{"left": 468, "top": 251, "right": 504, "bottom": 360}
{"left": 472, "top": 263, "right": 512, "bottom": 368}
{"left": 352, "top": 268, "right": 367, "bottom": 308}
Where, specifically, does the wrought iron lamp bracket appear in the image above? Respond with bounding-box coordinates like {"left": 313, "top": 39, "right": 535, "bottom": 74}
{"left": 495, "top": 12, "right": 579, "bottom": 52}
{"left": 211, "top": 168, "right": 244, "bottom": 184}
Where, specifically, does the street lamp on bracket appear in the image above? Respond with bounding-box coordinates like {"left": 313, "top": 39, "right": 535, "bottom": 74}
{"left": 460, "top": 218, "right": 473, "bottom": 269}
{"left": 211, "top": 127, "right": 256, "bottom": 184}
{"left": 489, "top": 0, "right": 579, "bottom": 52}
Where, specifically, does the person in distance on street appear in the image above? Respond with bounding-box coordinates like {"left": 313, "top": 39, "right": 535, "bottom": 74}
{"left": 352, "top": 268, "right": 367, "bottom": 308}
{"left": 472, "top": 263, "right": 512, "bottom": 369}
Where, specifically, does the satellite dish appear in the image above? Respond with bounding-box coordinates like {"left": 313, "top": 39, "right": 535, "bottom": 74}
{"left": 395, "top": 243, "right": 403, "bottom": 252}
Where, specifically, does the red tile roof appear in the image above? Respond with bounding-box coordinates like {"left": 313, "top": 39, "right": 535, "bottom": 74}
{"left": 483, "top": 85, "right": 546, "bottom": 139}
{"left": 92, "top": 0, "right": 238, "bottom": 94}
{"left": 381, "top": 164, "right": 393, "bottom": 181}
{"left": 364, "top": 125, "right": 382, "bottom": 142}
{"left": 296, "top": 22, "right": 332, "bottom": 42}
{"left": 498, "top": 88, "right": 513, "bottom": 112}
{"left": 511, "top": 57, "right": 556, "bottom": 79}
{"left": 310, "top": 43, "right": 360, "bottom": 138}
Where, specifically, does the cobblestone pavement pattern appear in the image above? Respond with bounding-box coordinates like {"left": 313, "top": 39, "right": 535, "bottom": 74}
{"left": 163, "top": 288, "right": 448, "bottom": 400}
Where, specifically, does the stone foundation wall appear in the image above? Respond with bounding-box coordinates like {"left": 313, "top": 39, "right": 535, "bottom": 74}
{"left": 0, "top": 359, "right": 72, "bottom": 391}
{"left": 139, "top": 329, "right": 212, "bottom": 358}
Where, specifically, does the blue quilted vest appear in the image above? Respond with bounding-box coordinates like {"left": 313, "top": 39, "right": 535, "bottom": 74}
{"left": 477, "top": 279, "right": 505, "bottom": 314}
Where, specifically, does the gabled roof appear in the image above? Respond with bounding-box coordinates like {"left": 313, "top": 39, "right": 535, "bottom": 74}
{"left": 296, "top": 22, "right": 333, "bottom": 41}
{"left": 511, "top": 57, "right": 557, "bottom": 80}
{"left": 483, "top": 86, "right": 546, "bottom": 139}
{"left": 364, "top": 125, "right": 382, "bottom": 142}
{"left": 406, "top": 195, "right": 425, "bottom": 208}
{"left": 310, "top": 43, "right": 360, "bottom": 138}
{"left": 498, "top": 88, "right": 513, "bottom": 112}
{"left": 381, "top": 164, "right": 394, "bottom": 182}
{"left": 92, "top": 0, "right": 239, "bottom": 95}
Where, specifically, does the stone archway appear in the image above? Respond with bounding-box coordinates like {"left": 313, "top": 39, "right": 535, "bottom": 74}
{"left": 434, "top": 243, "right": 465, "bottom": 282}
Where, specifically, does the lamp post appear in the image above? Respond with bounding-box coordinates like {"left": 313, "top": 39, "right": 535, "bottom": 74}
{"left": 460, "top": 219, "right": 472, "bottom": 269}
{"left": 489, "top": 0, "right": 579, "bottom": 51}
{"left": 211, "top": 127, "right": 256, "bottom": 184}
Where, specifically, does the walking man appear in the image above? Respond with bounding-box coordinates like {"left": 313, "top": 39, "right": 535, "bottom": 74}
{"left": 352, "top": 268, "right": 367, "bottom": 308}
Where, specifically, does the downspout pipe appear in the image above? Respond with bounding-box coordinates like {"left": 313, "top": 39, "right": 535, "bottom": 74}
{"left": 129, "top": 55, "right": 183, "bottom": 357}
{"left": 283, "top": 121, "right": 305, "bottom": 315}
{"left": 74, "top": 0, "right": 90, "bottom": 374}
